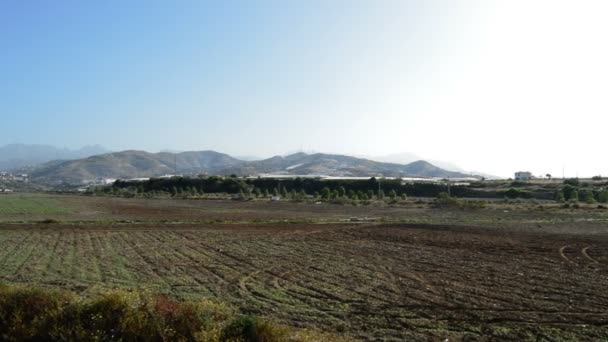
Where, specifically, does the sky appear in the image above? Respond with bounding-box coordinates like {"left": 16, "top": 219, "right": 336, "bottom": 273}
{"left": 1, "top": 0, "right": 607, "bottom": 178}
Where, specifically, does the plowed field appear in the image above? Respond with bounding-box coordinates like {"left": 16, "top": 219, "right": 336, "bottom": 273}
{"left": 0, "top": 220, "right": 606, "bottom": 341}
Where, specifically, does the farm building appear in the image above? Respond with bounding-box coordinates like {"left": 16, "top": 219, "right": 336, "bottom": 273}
{"left": 514, "top": 171, "right": 532, "bottom": 180}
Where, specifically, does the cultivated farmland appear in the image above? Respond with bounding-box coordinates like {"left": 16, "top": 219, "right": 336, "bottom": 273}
{"left": 0, "top": 194, "right": 71, "bottom": 216}
{"left": 0, "top": 193, "right": 607, "bottom": 341}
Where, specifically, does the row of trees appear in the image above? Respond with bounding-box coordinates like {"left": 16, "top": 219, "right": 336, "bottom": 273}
{"left": 102, "top": 179, "right": 408, "bottom": 201}
{"left": 110, "top": 176, "right": 454, "bottom": 199}
{"left": 107, "top": 176, "right": 606, "bottom": 202}
{"left": 554, "top": 184, "right": 608, "bottom": 203}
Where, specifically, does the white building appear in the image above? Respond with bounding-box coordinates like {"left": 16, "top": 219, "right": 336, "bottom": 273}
{"left": 514, "top": 171, "right": 532, "bottom": 180}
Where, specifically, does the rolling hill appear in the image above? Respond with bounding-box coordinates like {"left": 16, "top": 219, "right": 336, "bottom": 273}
{"left": 31, "top": 150, "right": 244, "bottom": 184}
{"left": 31, "top": 150, "right": 477, "bottom": 185}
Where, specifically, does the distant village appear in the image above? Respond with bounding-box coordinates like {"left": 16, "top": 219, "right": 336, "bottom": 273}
{"left": 0, "top": 172, "right": 29, "bottom": 182}
{"left": 0, "top": 171, "right": 30, "bottom": 192}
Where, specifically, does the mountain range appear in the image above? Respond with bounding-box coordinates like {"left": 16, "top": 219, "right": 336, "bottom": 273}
{"left": 29, "top": 150, "right": 479, "bottom": 185}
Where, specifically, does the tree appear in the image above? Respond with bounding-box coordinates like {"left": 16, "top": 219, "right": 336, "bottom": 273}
{"left": 377, "top": 189, "right": 385, "bottom": 200}
{"left": 546, "top": 174, "right": 552, "bottom": 180}
{"left": 582, "top": 190, "right": 596, "bottom": 204}
{"left": 346, "top": 190, "right": 355, "bottom": 199}
{"left": 338, "top": 186, "right": 346, "bottom": 198}
{"left": 252, "top": 187, "right": 261, "bottom": 198}
{"left": 389, "top": 189, "right": 397, "bottom": 200}
{"left": 505, "top": 188, "right": 521, "bottom": 199}
{"left": 598, "top": 190, "right": 608, "bottom": 203}
{"left": 569, "top": 189, "right": 579, "bottom": 202}
{"left": 367, "top": 190, "right": 374, "bottom": 200}
{"left": 554, "top": 190, "right": 565, "bottom": 203}
{"left": 563, "top": 185, "right": 578, "bottom": 201}
{"left": 321, "top": 187, "right": 331, "bottom": 200}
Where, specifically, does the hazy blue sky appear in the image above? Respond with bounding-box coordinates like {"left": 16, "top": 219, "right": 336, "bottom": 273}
{"left": 1, "top": 1, "right": 606, "bottom": 177}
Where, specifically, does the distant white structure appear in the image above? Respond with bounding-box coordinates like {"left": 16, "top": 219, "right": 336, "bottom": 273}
{"left": 514, "top": 171, "right": 532, "bottom": 180}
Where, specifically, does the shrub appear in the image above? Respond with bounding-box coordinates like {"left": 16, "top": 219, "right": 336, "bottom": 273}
{"left": 460, "top": 200, "right": 486, "bottom": 210}
{"left": 505, "top": 188, "right": 521, "bottom": 199}
{"left": 0, "top": 286, "right": 352, "bottom": 342}
{"left": 221, "top": 315, "right": 259, "bottom": 341}
{"left": 582, "top": 190, "right": 596, "bottom": 204}
{"left": 435, "top": 192, "right": 459, "bottom": 208}
{"left": 38, "top": 219, "right": 61, "bottom": 224}
{"left": 564, "top": 178, "right": 580, "bottom": 186}
{"left": 330, "top": 198, "right": 350, "bottom": 205}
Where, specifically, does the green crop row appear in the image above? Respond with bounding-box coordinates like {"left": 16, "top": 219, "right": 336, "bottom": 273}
{"left": 0, "top": 196, "right": 71, "bottom": 215}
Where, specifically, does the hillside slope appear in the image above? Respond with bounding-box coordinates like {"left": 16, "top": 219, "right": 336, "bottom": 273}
{"left": 32, "top": 150, "right": 244, "bottom": 184}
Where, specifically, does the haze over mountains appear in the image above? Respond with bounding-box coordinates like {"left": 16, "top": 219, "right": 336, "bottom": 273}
{"left": 0, "top": 144, "right": 485, "bottom": 185}
{"left": 0, "top": 144, "right": 108, "bottom": 170}
{"left": 27, "top": 149, "right": 478, "bottom": 185}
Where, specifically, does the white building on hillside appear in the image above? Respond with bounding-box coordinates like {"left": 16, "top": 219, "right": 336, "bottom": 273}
{"left": 514, "top": 171, "right": 532, "bottom": 180}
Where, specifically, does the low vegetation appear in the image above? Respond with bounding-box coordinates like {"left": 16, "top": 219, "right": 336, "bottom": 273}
{"left": 0, "top": 195, "right": 70, "bottom": 215}
{"left": 0, "top": 284, "right": 354, "bottom": 342}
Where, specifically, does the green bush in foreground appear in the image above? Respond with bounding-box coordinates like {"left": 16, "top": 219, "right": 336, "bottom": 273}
{"left": 0, "top": 285, "right": 355, "bottom": 342}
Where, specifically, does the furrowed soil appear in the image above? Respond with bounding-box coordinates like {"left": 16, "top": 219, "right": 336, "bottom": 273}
{"left": 0, "top": 193, "right": 607, "bottom": 341}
